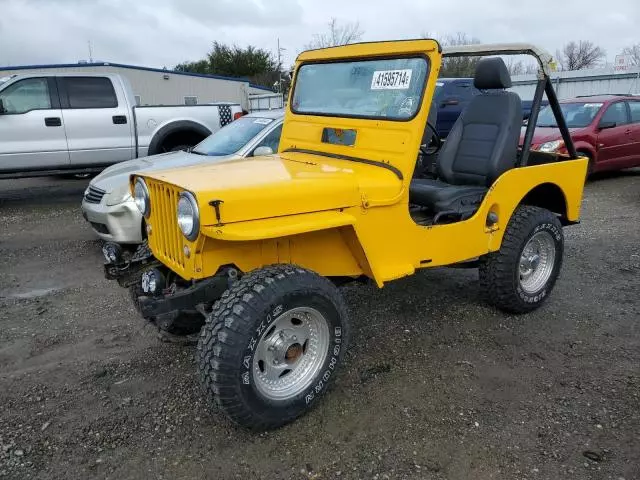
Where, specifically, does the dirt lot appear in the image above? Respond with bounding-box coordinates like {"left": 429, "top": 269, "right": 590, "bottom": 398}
{"left": 0, "top": 172, "right": 638, "bottom": 480}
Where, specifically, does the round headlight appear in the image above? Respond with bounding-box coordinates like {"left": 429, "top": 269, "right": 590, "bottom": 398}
{"left": 177, "top": 192, "right": 199, "bottom": 241}
{"left": 133, "top": 178, "right": 150, "bottom": 217}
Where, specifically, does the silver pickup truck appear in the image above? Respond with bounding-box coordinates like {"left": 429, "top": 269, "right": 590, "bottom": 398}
{"left": 0, "top": 73, "right": 243, "bottom": 178}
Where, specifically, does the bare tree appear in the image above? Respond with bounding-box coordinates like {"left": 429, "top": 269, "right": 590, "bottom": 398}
{"left": 421, "top": 32, "right": 481, "bottom": 77}
{"left": 622, "top": 43, "right": 640, "bottom": 66}
{"left": 305, "top": 18, "right": 364, "bottom": 49}
{"left": 505, "top": 59, "right": 539, "bottom": 76}
{"left": 556, "top": 40, "right": 606, "bottom": 71}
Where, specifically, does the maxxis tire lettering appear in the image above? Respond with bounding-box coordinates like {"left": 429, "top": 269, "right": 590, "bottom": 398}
{"left": 196, "top": 264, "right": 349, "bottom": 430}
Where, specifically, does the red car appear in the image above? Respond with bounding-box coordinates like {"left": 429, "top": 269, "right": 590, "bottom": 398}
{"left": 523, "top": 95, "right": 640, "bottom": 174}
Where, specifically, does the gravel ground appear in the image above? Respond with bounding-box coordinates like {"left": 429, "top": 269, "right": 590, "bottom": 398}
{"left": 0, "top": 172, "right": 638, "bottom": 480}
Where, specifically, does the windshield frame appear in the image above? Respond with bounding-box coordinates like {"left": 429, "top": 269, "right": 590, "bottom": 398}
{"left": 290, "top": 54, "right": 431, "bottom": 122}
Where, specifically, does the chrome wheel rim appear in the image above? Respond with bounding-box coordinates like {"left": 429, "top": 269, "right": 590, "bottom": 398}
{"left": 519, "top": 231, "right": 556, "bottom": 294}
{"left": 253, "top": 307, "right": 330, "bottom": 401}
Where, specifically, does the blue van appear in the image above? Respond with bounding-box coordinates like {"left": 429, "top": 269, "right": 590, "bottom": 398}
{"left": 433, "top": 78, "right": 480, "bottom": 138}
{"left": 434, "top": 78, "right": 548, "bottom": 137}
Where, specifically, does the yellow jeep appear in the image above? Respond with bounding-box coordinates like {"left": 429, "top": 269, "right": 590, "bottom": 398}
{"left": 104, "top": 40, "right": 588, "bottom": 430}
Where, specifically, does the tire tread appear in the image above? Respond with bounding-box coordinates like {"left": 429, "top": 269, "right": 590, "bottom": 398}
{"left": 479, "top": 205, "right": 563, "bottom": 314}
{"left": 196, "top": 264, "right": 349, "bottom": 430}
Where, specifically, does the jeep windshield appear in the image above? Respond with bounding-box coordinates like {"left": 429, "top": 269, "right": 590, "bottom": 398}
{"left": 536, "top": 102, "right": 603, "bottom": 128}
{"left": 291, "top": 57, "right": 429, "bottom": 120}
{"left": 192, "top": 116, "right": 275, "bottom": 156}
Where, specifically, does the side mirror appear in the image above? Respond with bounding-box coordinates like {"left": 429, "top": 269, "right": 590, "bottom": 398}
{"left": 598, "top": 120, "right": 616, "bottom": 130}
{"left": 253, "top": 145, "right": 274, "bottom": 156}
{"left": 0, "top": 99, "right": 5, "bottom": 115}
{"left": 441, "top": 99, "right": 459, "bottom": 107}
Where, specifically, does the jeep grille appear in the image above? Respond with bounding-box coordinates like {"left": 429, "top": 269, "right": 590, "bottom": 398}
{"left": 146, "top": 180, "right": 186, "bottom": 272}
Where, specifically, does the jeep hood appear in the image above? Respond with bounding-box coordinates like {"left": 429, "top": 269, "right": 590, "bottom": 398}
{"left": 144, "top": 151, "right": 403, "bottom": 226}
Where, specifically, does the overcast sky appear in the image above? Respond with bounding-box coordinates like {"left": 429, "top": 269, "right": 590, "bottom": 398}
{"left": 0, "top": 0, "right": 638, "bottom": 70}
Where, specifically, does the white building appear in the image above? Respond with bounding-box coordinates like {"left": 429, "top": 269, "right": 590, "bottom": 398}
{"left": 511, "top": 66, "right": 640, "bottom": 100}
{"left": 0, "top": 62, "right": 274, "bottom": 110}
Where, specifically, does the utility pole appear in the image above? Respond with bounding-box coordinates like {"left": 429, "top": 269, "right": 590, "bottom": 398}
{"left": 88, "top": 41, "right": 93, "bottom": 63}
{"left": 277, "top": 38, "right": 286, "bottom": 95}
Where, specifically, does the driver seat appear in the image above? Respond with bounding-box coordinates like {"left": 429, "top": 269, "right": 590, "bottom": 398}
{"left": 409, "top": 57, "right": 523, "bottom": 221}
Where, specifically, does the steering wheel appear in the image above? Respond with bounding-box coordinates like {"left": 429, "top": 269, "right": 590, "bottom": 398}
{"left": 419, "top": 122, "right": 442, "bottom": 156}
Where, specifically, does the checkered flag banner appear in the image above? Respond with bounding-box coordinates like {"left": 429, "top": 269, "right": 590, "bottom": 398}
{"left": 219, "top": 105, "right": 232, "bottom": 126}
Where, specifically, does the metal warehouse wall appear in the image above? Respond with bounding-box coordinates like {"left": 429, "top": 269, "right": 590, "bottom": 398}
{"left": 0, "top": 64, "right": 252, "bottom": 109}
{"left": 510, "top": 67, "right": 640, "bottom": 100}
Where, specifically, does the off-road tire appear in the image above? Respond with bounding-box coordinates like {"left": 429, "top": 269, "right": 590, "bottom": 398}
{"left": 128, "top": 284, "right": 204, "bottom": 336}
{"left": 479, "top": 205, "right": 564, "bottom": 314}
{"left": 196, "top": 264, "right": 349, "bottom": 430}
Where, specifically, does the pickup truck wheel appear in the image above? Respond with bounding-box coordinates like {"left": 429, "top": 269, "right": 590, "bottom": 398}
{"left": 168, "top": 144, "right": 190, "bottom": 152}
{"left": 197, "top": 265, "right": 349, "bottom": 430}
{"left": 479, "top": 206, "right": 563, "bottom": 314}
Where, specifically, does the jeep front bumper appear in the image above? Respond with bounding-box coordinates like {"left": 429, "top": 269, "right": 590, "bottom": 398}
{"left": 136, "top": 275, "right": 228, "bottom": 318}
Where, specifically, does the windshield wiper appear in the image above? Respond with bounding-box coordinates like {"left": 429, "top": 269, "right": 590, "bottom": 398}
{"left": 190, "top": 150, "right": 207, "bottom": 156}
{"left": 536, "top": 124, "right": 558, "bottom": 128}
{"left": 283, "top": 148, "right": 403, "bottom": 180}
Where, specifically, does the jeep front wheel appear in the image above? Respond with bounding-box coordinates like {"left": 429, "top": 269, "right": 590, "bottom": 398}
{"left": 197, "top": 265, "right": 349, "bottom": 430}
{"left": 479, "top": 205, "right": 563, "bottom": 314}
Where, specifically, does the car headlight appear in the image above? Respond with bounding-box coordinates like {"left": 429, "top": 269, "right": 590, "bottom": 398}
{"left": 133, "top": 178, "right": 150, "bottom": 218}
{"left": 177, "top": 191, "right": 199, "bottom": 241}
{"left": 538, "top": 140, "right": 564, "bottom": 153}
{"left": 106, "top": 183, "right": 133, "bottom": 206}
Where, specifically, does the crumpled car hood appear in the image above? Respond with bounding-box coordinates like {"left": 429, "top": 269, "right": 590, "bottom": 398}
{"left": 89, "top": 151, "right": 241, "bottom": 194}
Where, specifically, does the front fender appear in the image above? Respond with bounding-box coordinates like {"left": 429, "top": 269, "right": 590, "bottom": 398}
{"left": 201, "top": 210, "right": 356, "bottom": 241}
{"left": 195, "top": 211, "right": 367, "bottom": 280}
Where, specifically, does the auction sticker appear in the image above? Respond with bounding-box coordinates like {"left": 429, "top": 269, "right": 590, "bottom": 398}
{"left": 371, "top": 69, "right": 412, "bottom": 90}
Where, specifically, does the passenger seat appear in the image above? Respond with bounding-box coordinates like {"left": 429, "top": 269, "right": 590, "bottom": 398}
{"left": 409, "top": 57, "right": 523, "bottom": 222}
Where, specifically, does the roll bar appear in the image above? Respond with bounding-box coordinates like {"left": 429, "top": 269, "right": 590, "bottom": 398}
{"left": 443, "top": 43, "right": 578, "bottom": 162}
{"left": 442, "top": 43, "right": 556, "bottom": 76}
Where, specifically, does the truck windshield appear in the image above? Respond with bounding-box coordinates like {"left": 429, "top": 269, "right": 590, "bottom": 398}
{"left": 192, "top": 116, "right": 275, "bottom": 156}
{"left": 536, "top": 102, "right": 603, "bottom": 128}
{"left": 291, "top": 57, "right": 429, "bottom": 120}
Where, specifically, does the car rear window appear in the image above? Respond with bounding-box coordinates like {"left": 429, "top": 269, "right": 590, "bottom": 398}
{"left": 291, "top": 57, "right": 429, "bottom": 120}
{"left": 63, "top": 77, "right": 118, "bottom": 109}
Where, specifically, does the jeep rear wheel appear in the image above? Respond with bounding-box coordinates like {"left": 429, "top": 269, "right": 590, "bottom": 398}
{"left": 479, "top": 205, "right": 563, "bottom": 314}
{"left": 197, "top": 265, "right": 349, "bottom": 430}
